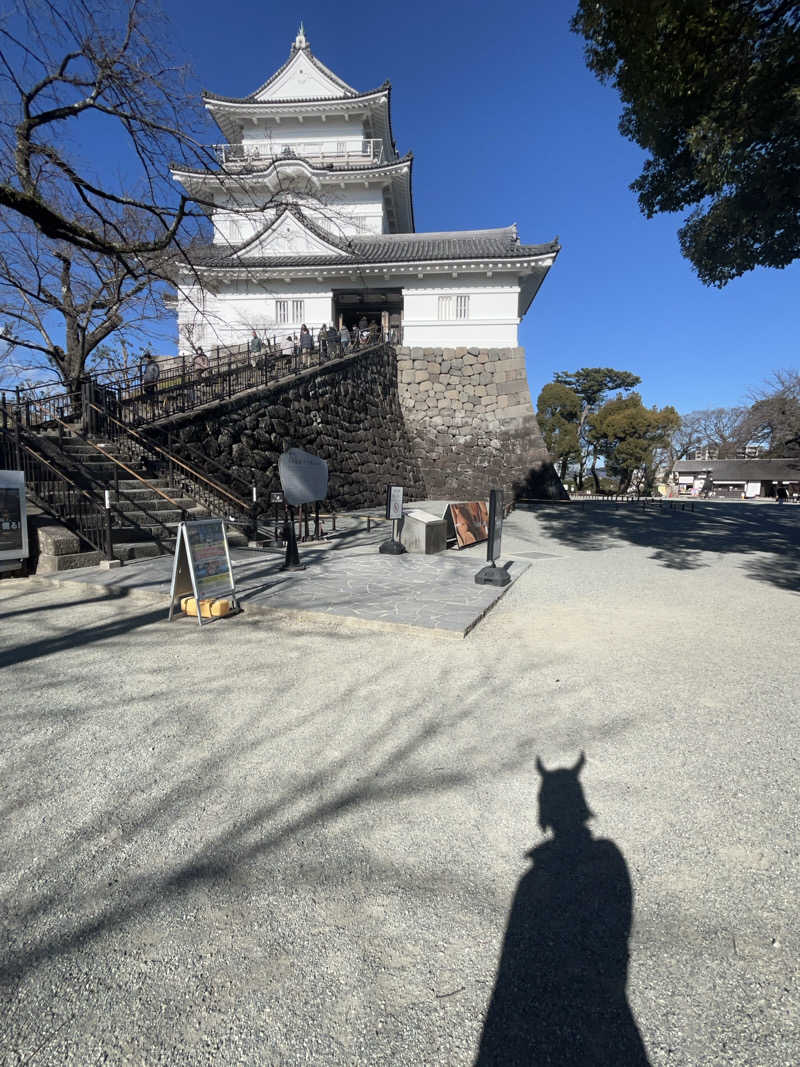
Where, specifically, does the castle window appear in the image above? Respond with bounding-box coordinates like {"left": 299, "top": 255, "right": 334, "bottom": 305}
{"left": 292, "top": 299, "right": 305, "bottom": 322}
{"left": 438, "top": 295, "right": 470, "bottom": 320}
{"left": 276, "top": 299, "right": 289, "bottom": 324}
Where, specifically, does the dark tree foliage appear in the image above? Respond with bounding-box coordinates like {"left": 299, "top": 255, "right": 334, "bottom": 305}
{"left": 744, "top": 369, "right": 800, "bottom": 453}
{"left": 571, "top": 0, "right": 800, "bottom": 286}
{"left": 546, "top": 367, "right": 641, "bottom": 487}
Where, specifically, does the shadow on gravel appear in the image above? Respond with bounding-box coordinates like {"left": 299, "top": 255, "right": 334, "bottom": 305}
{"left": 0, "top": 602, "right": 166, "bottom": 670}
{"left": 476, "top": 752, "right": 650, "bottom": 1067}
{"left": 524, "top": 501, "right": 800, "bottom": 592}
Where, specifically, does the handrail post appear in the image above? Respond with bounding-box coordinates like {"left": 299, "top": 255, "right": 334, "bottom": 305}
{"left": 181, "top": 355, "right": 186, "bottom": 413}
{"left": 168, "top": 431, "right": 174, "bottom": 489}
{"left": 104, "top": 489, "right": 114, "bottom": 561}
{"left": 14, "top": 387, "right": 22, "bottom": 470}
{"left": 250, "top": 484, "right": 258, "bottom": 541}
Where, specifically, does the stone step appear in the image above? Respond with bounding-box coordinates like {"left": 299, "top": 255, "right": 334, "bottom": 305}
{"left": 112, "top": 541, "right": 165, "bottom": 561}
{"left": 116, "top": 478, "right": 171, "bottom": 490}
{"left": 113, "top": 509, "right": 184, "bottom": 527}
{"left": 112, "top": 495, "right": 196, "bottom": 513}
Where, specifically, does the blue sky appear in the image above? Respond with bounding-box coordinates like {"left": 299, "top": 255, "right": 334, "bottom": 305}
{"left": 157, "top": 0, "right": 797, "bottom": 412}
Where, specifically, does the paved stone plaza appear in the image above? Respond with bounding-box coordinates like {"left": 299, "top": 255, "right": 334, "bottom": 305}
{"left": 30, "top": 513, "right": 537, "bottom": 637}
{"left": 1, "top": 502, "right": 798, "bottom": 1065}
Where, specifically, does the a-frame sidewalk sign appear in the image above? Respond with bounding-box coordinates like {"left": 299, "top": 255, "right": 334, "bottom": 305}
{"left": 168, "top": 519, "right": 239, "bottom": 626}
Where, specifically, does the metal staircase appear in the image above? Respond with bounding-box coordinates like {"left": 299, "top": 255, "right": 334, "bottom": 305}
{"left": 2, "top": 332, "right": 390, "bottom": 564}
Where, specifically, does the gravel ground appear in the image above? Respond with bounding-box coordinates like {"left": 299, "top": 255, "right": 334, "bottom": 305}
{"left": 1, "top": 502, "right": 798, "bottom": 1065}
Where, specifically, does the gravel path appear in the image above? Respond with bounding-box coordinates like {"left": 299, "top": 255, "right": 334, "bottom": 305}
{"left": 1, "top": 502, "right": 798, "bottom": 1065}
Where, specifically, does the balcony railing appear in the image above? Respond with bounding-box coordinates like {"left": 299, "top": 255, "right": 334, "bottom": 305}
{"left": 212, "top": 139, "right": 384, "bottom": 167}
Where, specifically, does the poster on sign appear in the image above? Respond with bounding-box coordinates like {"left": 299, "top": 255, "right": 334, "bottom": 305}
{"left": 168, "top": 519, "right": 238, "bottom": 626}
{"left": 278, "top": 448, "right": 328, "bottom": 506}
{"left": 444, "top": 501, "right": 489, "bottom": 549}
{"left": 385, "top": 484, "right": 404, "bottom": 520}
{"left": 0, "top": 471, "right": 28, "bottom": 565}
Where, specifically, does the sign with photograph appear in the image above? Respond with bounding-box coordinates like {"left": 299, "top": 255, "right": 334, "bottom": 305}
{"left": 0, "top": 471, "right": 28, "bottom": 563}
{"left": 168, "top": 519, "right": 238, "bottom": 626}
{"left": 278, "top": 448, "right": 328, "bottom": 506}
{"left": 385, "top": 484, "right": 404, "bottom": 520}
{"left": 444, "top": 500, "right": 489, "bottom": 549}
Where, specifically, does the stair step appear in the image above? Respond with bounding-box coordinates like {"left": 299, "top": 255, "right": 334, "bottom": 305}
{"left": 114, "top": 509, "right": 185, "bottom": 526}
{"left": 113, "top": 542, "right": 165, "bottom": 561}
{"left": 113, "top": 497, "right": 195, "bottom": 513}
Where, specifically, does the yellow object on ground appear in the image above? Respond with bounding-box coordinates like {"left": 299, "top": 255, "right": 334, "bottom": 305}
{"left": 180, "top": 595, "right": 233, "bottom": 618}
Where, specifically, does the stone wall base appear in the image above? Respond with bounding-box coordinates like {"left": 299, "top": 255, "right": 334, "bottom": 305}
{"left": 395, "top": 345, "right": 566, "bottom": 501}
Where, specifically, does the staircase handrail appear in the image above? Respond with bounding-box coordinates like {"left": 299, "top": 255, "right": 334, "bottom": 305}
{"left": 86, "top": 401, "right": 251, "bottom": 513}
{"left": 45, "top": 412, "right": 190, "bottom": 513}
{"left": 0, "top": 424, "right": 111, "bottom": 557}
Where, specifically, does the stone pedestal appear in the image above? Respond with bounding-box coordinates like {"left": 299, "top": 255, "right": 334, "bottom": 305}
{"left": 399, "top": 509, "right": 447, "bottom": 554}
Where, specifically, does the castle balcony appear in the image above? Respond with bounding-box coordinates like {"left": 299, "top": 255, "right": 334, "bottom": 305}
{"left": 212, "top": 138, "right": 385, "bottom": 167}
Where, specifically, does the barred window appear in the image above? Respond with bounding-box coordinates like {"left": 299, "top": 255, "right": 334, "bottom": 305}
{"left": 438, "top": 295, "right": 470, "bottom": 320}
{"left": 276, "top": 299, "right": 289, "bottom": 324}
{"left": 292, "top": 299, "right": 305, "bottom": 322}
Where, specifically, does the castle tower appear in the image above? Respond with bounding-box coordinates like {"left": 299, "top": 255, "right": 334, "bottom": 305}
{"left": 170, "top": 27, "right": 559, "bottom": 352}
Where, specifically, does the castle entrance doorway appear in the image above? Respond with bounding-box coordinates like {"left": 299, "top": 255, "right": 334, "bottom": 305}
{"left": 331, "top": 288, "right": 403, "bottom": 344}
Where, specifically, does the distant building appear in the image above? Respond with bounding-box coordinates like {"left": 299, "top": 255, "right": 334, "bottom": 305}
{"left": 673, "top": 459, "right": 800, "bottom": 498}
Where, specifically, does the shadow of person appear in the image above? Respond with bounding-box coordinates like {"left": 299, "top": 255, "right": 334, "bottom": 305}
{"left": 475, "top": 753, "right": 650, "bottom": 1066}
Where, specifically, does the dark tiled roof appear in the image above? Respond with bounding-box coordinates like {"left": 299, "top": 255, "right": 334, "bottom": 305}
{"left": 675, "top": 459, "right": 800, "bottom": 480}
{"left": 186, "top": 216, "right": 559, "bottom": 270}
{"left": 203, "top": 83, "right": 389, "bottom": 106}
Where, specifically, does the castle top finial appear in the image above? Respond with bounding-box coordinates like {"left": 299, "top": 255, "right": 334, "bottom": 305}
{"left": 293, "top": 22, "right": 308, "bottom": 51}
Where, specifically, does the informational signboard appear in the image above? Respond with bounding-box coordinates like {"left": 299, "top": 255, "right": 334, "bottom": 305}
{"left": 385, "top": 484, "right": 404, "bottom": 520}
{"left": 269, "top": 490, "right": 285, "bottom": 505}
{"left": 168, "top": 519, "right": 238, "bottom": 626}
{"left": 0, "top": 471, "right": 28, "bottom": 566}
{"left": 486, "top": 488, "right": 504, "bottom": 562}
{"left": 278, "top": 448, "right": 328, "bottom": 506}
{"left": 443, "top": 501, "right": 489, "bottom": 549}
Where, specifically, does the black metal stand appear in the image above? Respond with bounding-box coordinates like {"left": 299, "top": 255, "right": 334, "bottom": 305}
{"left": 475, "top": 561, "right": 510, "bottom": 586}
{"left": 281, "top": 505, "right": 306, "bottom": 571}
{"left": 379, "top": 517, "right": 406, "bottom": 555}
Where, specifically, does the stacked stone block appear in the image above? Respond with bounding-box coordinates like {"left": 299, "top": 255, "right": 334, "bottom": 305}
{"left": 395, "top": 345, "right": 564, "bottom": 500}
{"left": 167, "top": 347, "right": 426, "bottom": 511}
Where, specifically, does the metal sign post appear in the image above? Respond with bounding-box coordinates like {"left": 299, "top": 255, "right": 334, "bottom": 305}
{"left": 168, "top": 519, "right": 239, "bottom": 626}
{"left": 277, "top": 448, "right": 328, "bottom": 570}
{"left": 379, "top": 484, "right": 406, "bottom": 555}
{"left": 475, "top": 488, "right": 510, "bottom": 586}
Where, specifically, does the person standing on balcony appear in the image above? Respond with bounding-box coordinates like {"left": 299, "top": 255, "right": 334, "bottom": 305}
{"left": 141, "top": 352, "right": 160, "bottom": 415}
{"left": 339, "top": 322, "right": 351, "bottom": 353}
{"left": 319, "top": 324, "right": 328, "bottom": 361}
{"left": 193, "top": 347, "right": 209, "bottom": 379}
{"left": 249, "top": 330, "right": 263, "bottom": 367}
{"left": 327, "top": 323, "right": 339, "bottom": 358}
{"left": 299, "top": 324, "right": 313, "bottom": 366}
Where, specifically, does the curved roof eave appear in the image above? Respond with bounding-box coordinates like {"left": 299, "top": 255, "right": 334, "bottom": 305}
{"left": 170, "top": 152, "right": 413, "bottom": 183}
{"left": 202, "top": 82, "right": 389, "bottom": 108}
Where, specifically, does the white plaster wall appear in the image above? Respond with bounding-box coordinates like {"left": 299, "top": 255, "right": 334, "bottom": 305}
{"left": 401, "top": 278, "right": 520, "bottom": 348}
{"left": 243, "top": 117, "right": 362, "bottom": 145}
{"left": 211, "top": 181, "right": 386, "bottom": 244}
{"left": 177, "top": 280, "right": 336, "bottom": 353}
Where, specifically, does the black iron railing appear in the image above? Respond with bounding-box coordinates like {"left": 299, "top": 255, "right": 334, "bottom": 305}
{"left": 5, "top": 333, "right": 392, "bottom": 434}
{"left": 84, "top": 400, "right": 260, "bottom": 537}
{"left": 0, "top": 424, "right": 112, "bottom": 558}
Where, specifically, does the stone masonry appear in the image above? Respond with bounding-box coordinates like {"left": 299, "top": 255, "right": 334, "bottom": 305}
{"left": 157, "top": 344, "right": 563, "bottom": 511}
{"left": 395, "top": 345, "right": 565, "bottom": 501}
{"left": 165, "top": 347, "right": 426, "bottom": 511}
